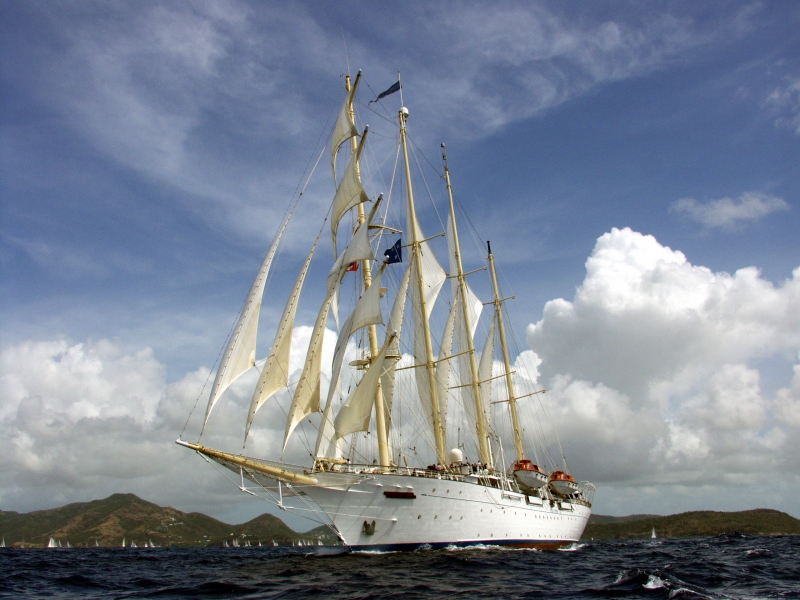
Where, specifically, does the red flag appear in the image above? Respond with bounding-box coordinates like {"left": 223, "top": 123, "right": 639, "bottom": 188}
{"left": 347, "top": 261, "right": 359, "bottom": 272}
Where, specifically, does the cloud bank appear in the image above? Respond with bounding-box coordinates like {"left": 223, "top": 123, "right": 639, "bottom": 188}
{"left": 527, "top": 227, "right": 800, "bottom": 513}
{"left": 3, "top": 227, "right": 799, "bottom": 518}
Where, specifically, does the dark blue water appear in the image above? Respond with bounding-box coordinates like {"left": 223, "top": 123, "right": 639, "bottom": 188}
{"left": 2, "top": 535, "right": 798, "bottom": 598}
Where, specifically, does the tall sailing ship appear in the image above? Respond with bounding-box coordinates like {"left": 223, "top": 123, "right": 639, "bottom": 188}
{"left": 178, "top": 70, "right": 594, "bottom": 551}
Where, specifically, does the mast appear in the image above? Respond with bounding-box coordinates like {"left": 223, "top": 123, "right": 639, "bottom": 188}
{"left": 442, "top": 146, "right": 491, "bottom": 468}
{"left": 400, "top": 107, "right": 447, "bottom": 466}
{"left": 346, "top": 74, "right": 390, "bottom": 468}
{"left": 487, "top": 241, "right": 524, "bottom": 462}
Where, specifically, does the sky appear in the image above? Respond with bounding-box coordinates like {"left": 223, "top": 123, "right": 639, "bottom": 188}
{"left": 1, "top": 1, "right": 799, "bottom": 530}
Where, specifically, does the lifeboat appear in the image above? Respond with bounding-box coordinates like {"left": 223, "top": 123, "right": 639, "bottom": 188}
{"left": 512, "top": 459, "right": 548, "bottom": 491}
{"left": 549, "top": 470, "right": 579, "bottom": 496}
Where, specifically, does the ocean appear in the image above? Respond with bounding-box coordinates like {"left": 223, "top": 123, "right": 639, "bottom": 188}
{"left": 1, "top": 534, "right": 798, "bottom": 598}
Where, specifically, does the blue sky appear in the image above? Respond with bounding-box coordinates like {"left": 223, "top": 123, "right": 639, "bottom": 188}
{"left": 1, "top": 1, "right": 799, "bottom": 527}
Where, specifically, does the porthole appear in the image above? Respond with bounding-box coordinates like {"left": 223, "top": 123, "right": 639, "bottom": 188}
{"left": 417, "top": 515, "right": 421, "bottom": 519}
{"left": 434, "top": 515, "right": 438, "bottom": 519}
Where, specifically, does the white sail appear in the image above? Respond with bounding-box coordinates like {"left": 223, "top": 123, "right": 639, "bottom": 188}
{"left": 381, "top": 265, "right": 411, "bottom": 436}
{"left": 331, "top": 72, "right": 360, "bottom": 183}
{"left": 48, "top": 537, "right": 57, "bottom": 548}
{"left": 203, "top": 215, "right": 291, "bottom": 428}
{"left": 283, "top": 288, "right": 335, "bottom": 450}
{"left": 244, "top": 241, "right": 317, "bottom": 444}
{"left": 435, "top": 292, "right": 458, "bottom": 431}
{"left": 327, "top": 269, "right": 385, "bottom": 410}
{"left": 327, "top": 219, "right": 373, "bottom": 293}
{"left": 477, "top": 314, "right": 495, "bottom": 433}
{"left": 331, "top": 147, "right": 369, "bottom": 252}
{"left": 334, "top": 333, "right": 397, "bottom": 439}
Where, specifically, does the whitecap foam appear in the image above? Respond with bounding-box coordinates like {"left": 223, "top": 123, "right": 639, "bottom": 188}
{"left": 643, "top": 574, "right": 666, "bottom": 590}
{"left": 558, "top": 542, "right": 587, "bottom": 552}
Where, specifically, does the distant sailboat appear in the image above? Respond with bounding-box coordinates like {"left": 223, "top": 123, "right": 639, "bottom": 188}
{"left": 1, "top": 538, "right": 5, "bottom": 548}
{"left": 95, "top": 540, "right": 99, "bottom": 547}
{"left": 66, "top": 541, "right": 71, "bottom": 548}
{"left": 272, "top": 539, "right": 278, "bottom": 547}
{"left": 224, "top": 539, "right": 229, "bottom": 547}
{"left": 149, "top": 539, "right": 156, "bottom": 547}
{"left": 317, "top": 540, "right": 323, "bottom": 546}
{"left": 49, "top": 538, "right": 57, "bottom": 548}
{"left": 58, "top": 540, "right": 62, "bottom": 548}
{"left": 122, "top": 537, "right": 126, "bottom": 547}
{"left": 651, "top": 527, "right": 657, "bottom": 539}
{"left": 130, "top": 541, "right": 138, "bottom": 548}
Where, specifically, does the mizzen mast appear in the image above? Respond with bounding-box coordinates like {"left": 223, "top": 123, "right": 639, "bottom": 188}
{"left": 442, "top": 145, "right": 491, "bottom": 468}
{"left": 487, "top": 241, "right": 524, "bottom": 461}
{"left": 400, "top": 107, "right": 447, "bottom": 466}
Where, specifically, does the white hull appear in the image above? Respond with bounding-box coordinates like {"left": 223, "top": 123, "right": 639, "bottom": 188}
{"left": 302, "top": 472, "right": 590, "bottom": 551}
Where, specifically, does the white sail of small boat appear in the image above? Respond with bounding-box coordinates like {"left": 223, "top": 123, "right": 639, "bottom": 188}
{"left": 224, "top": 539, "right": 229, "bottom": 547}
{"left": 66, "top": 541, "right": 71, "bottom": 548}
{"left": 651, "top": 527, "right": 657, "bottom": 539}
{"left": 317, "top": 539, "right": 323, "bottom": 546}
{"left": 130, "top": 541, "right": 137, "bottom": 548}
{"left": 121, "top": 537, "right": 125, "bottom": 547}
{"left": 48, "top": 537, "right": 57, "bottom": 548}
{"left": 177, "top": 68, "right": 595, "bottom": 551}
{"left": 58, "top": 540, "right": 62, "bottom": 547}
{"left": 1, "top": 538, "right": 4, "bottom": 548}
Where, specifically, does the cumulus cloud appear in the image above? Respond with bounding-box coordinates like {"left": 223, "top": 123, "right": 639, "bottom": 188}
{"left": 526, "top": 227, "right": 800, "bottom": 511}
{"left": 670, "top": 192, "right": 790, "bottom": 229}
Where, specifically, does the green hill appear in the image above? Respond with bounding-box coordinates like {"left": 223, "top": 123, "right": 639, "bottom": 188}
{"left": 0, "top": 493, "right": 334, "bottom": 548}
{"left": 582, "top": 508, "right": 800, "bottom": 540}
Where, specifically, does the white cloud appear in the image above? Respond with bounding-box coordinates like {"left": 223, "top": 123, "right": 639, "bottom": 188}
{"left": 525, "top": 227, "right": 800, "bottom": 512}
{"left": 670, "top": 192, "right": 790, "bottom": 229}
{"left": 763, "top": 75, "right": 800, "bottom": 135}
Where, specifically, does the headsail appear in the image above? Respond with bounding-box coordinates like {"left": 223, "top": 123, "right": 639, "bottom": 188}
{"left": 381, "top": 265, "right": 411, "bottom": 439}
{"left": 202, "top": 214, "right": 291, "bottom": 430}
{"left": 243, "top": 240, "right": 317, "bottom": 445}
{"left": 282, "top": 288, "right": 334, "bottom": 451}
{"left": 477, "top": 313, "right": 496, "bottom": 432}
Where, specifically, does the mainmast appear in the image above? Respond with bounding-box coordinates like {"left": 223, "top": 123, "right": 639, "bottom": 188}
{"left": 400, "top": 107, "right": 447, "bottom": 466}
{"left": 442, "top": 146, "right": 491, "bottom": 468}
{"left": 345, "top": 73, "right": 391, "bottom": 469}
{"left": 487, "top": 241, "right": 524, "bottom": 461}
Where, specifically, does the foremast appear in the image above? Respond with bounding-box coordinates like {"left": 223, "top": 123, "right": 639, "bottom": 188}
{"left": 400, "top": 107, "right": 447, "bottom": 466}
{"left": 441, "top": 146, "right": 491, "bottom": 468}
{"left": 345, "top": 73, "right": 391, "bottom": 470}
{"left": 487, "top": 241, "right": 524, "bottom": 462}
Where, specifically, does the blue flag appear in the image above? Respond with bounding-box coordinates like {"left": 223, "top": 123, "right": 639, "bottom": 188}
{"left": 384, "top": 239, "right": 402, "bottom": 264}
{"left": 370, "top": 80, "right": 401, "bottom": 104}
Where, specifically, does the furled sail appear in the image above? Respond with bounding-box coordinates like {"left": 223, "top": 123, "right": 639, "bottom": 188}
{"left": 243, "top": 240, "right": 317, "bottom": 445}
{"left": 334, "top": 333, "right": 397, "bottom": 439}
{"left": 331, "top": 70, "right": 361, "bottom": 184}
{"left": 202, "top": 215, "right": 290, "bottom": 429}
{"left": 331, "top": 131, "right": 369, "bottom": 253}
{"left": 283, "top": 287, "right": 335, "bottom": 451}
{"left": 327, "top": 270, "right": 385, "bottom": 413}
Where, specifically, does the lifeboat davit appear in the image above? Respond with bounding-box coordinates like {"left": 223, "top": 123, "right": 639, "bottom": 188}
{"left": 512, "top": 459, "right": 548, "bottom": 491}
{"left": 549, "top": 470, "right": 579, "bottom": 496}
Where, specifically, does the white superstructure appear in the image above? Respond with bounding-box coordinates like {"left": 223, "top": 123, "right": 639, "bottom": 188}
{"left": 178, "top": 70, "right": 594, "bottom": 551}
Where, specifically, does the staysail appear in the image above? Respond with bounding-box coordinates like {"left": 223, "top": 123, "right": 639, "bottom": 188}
{"left": 243, "top": 240, "right": 318, "bottom": 445}
{"left": 202, "top": 213, "right": 292, "bottom": 430}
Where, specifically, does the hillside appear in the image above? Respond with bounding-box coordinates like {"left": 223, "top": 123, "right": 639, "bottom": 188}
{"left": 0, "top": 493, "right": 334, "bottom": 548}
{"left": 582, "top": 508, "right": 800, "bottom": 540}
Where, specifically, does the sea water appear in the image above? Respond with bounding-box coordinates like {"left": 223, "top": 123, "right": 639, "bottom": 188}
{"left": 1, "top": 534, "right": 798, "bottom": 598}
